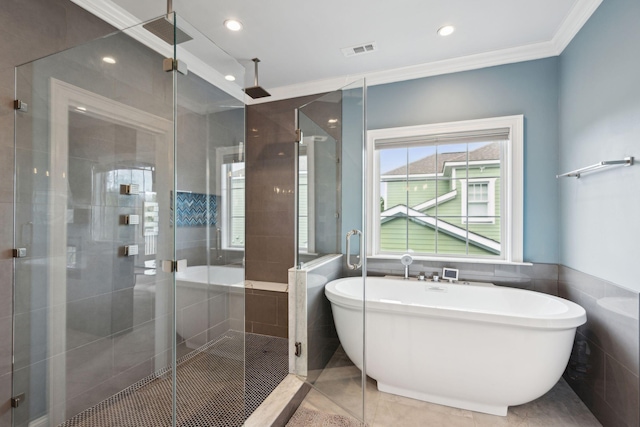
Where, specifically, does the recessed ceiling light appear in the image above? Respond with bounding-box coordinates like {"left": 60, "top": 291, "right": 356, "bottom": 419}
{"left": 328, "top": 118, "right": 338, "bottom": 124}
{"left": 224, "top": 19, "right": 243, "bottom": 31}
{"left": 75, "top": 106, "right": 87, "bottom": 112}
{"left": 225, "top": 75, "right": 236, "bottom": 81}
{"left": 437, "top": 25, "right": 455, "bottom": 37}
{"left": 102, "top": 56, "right": 116, "bottom": 64}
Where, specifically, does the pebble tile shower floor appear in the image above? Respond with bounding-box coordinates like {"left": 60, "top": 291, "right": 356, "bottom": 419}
{"left": 60, "top": 332, "right": 288, "bottom": 427}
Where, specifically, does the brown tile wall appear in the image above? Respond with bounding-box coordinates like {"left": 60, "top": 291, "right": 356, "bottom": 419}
{"left": 244, "top": 94, "right": 344, "bottom": 284}
{"left": 0, "top": 2, "right": 114, "bottom": 426}
{"left": 244, "top": 94, "right": 341, "bottom": 339}
{"left": 245, "top": 289, "right": 288, "bottom": 338}
{"left": 245, "top": 96, "right": 318, "bottom": 284}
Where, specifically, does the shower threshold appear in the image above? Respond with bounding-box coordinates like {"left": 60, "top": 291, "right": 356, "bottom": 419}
{"left": 60, "top": 331, "right": 288, "bottom": 427}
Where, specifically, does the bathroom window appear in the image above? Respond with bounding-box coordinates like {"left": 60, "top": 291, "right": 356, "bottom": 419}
{"left": 298, "top": 155, "right": 310, "bottom": 251}
{"left": 218, "top": 145, "right": 246, "bottom": 249}
{"left": 222, "top": 162, "right": 245, "bottom": 248}
{"left": 367, "top": 115, "right": 523, "bottom": 263}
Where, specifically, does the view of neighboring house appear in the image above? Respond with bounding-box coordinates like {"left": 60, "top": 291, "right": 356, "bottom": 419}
{"left": 379, "top": 142, "right": 502, "bottom": 256}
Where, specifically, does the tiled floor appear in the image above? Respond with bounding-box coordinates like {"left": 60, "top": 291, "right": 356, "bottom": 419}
{"left": 61, "top": 332, "right": 288, "bottom": 427}
{"left": 290, "top": 347, "right": 602, "bottom": 427}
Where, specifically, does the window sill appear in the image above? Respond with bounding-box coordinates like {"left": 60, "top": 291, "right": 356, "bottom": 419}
{"left": 368, "top": 254, "right": 532, "bottom": 266}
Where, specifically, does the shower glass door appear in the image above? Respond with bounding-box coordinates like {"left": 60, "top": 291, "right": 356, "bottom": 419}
{"left": 12, "top": 14, "right": 246, "bottom": 427}
{"left": 173, "top": 15, "right": 247, "bottom": 426}
{"left": 294, "top": 79, "right": 367, "bottom": 422}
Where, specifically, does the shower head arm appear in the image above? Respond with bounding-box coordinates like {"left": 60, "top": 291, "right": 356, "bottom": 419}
{"left": 252, "top": 58, "right": 260, "bottom": 87}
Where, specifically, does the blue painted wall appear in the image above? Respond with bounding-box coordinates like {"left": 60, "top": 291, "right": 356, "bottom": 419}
{"left": 341, "top": 85, "right": 366, "bottom": 255}
{"left": 559, "top": 0, "right": 640, "bottom": 292}
{"left": 364, "top": 58, "right": 560, "bottom": 263}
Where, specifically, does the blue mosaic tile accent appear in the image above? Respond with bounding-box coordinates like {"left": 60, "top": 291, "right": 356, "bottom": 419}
{"left": 176, "top": 192, "right": 217, "bottom": 227}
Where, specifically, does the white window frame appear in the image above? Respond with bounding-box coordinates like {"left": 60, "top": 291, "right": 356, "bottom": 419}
{"left": 217, "top": 146, "right": 245, "bottom": 250}
{"left": 366, "top": 115, "right": 523, "bottom": 263}
{"left": 299, "top": 136, "right": 316, "bottom": 254}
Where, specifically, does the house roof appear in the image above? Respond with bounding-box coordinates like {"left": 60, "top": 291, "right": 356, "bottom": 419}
{"left": 383, "top": 142, "right": 501, "bottom": 175}
{"left": 380, "top": 205, "right": 501, "bottom": 254}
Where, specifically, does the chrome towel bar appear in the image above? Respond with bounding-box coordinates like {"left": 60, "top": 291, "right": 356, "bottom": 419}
{"left": 556, "top": 156, "right": 633, "bottom": 179}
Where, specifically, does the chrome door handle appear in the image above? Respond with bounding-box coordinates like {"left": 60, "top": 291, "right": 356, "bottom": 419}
{"left": 345, "top": 229, "right": 362, "bottom": 270}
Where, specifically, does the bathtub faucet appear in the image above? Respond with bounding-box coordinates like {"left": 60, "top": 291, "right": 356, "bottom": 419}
{"left": 400, "top": 254, "right": 413, "bottom": 280}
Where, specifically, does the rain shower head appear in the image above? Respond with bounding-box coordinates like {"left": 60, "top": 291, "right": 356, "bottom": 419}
{"left": 143, "top": 16, "right": 193, "bottom": 45}
{"left": 244, "top": 58, "right": 271, "bottom": 99}
{"left": 142, "top": 0, "right": 192, "bottom": 45}
{"left": 244, "top": 86, "right": 271, "bottom": 99}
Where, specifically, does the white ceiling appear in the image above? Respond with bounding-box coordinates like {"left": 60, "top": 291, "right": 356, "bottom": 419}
{"left": 73, "top": 0, "right": 601, "bottom": 103}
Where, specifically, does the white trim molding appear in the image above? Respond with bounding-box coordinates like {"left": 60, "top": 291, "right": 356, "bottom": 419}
{"left": 49, "top": 78, "right": 173, "bottom": 422}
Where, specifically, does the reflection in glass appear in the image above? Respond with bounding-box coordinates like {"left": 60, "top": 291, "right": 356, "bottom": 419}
{"left": 293, "top": 80, "right": 366, "bottom": 424}
{"left": 297, "top": 92, "right": 342, "bottom": 264}
{"left": 13, "top": 12, "right": 252, "bottom": 427}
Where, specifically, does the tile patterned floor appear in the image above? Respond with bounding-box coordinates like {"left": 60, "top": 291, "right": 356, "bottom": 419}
{"left": 290, "top": 347, "right": 602, "bottom": 427}
{"left": 61, "top": 332, "right": 288, "bottom": 427}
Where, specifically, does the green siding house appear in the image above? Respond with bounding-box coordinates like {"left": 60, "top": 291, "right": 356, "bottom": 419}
{"left": 379, "top": 142, "right": 502, "bottom": 256}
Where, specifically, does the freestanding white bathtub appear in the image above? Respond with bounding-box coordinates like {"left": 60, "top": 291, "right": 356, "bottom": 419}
{"left": 325, "top": 276, "right": 586, "bottom": 416}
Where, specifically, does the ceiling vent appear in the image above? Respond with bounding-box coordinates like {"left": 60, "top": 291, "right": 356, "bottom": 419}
{"left": 341, "top": 42, "right": 378, "bottom": 57}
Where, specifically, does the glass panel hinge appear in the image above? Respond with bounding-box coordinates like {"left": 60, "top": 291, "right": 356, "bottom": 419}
{"left": 162, "top": 259, "right": 187, "bottom": 273}
{"left": 14, "top": 100, "right": 28, "bottom": 112}
{"left": 11, "top": 393, "right": 25, "bottom": 408}
{"left": 163, "top": 58, "right": 188, "bottom": 75}
{"left": 13, "top": 248, "right": 26, "bottom": 258}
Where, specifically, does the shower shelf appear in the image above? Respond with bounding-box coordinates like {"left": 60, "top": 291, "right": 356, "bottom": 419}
{"left": 556, "top": 156, "right": 634, "bottom": 179}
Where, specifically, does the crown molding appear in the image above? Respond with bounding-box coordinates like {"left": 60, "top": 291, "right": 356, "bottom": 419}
{"left": 551, "top": 0, "right": 602, "bottom": 54}
{"left": 248, "top": 40, "right": 559, "bottom": 104}
{"left": 72, "top": 0, "right": 602, "bottom": 106}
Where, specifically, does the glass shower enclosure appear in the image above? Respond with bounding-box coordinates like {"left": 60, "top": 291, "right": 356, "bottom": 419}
{"left": 293, "top": 80, "right": 368, "bottom": 422}
{"left": 12, "top": 14, "right": 247, "bottom": 426}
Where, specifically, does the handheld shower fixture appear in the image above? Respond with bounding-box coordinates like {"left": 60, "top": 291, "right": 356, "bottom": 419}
{"left": 401, "top": 254, "right": 413, "bottom": 280}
